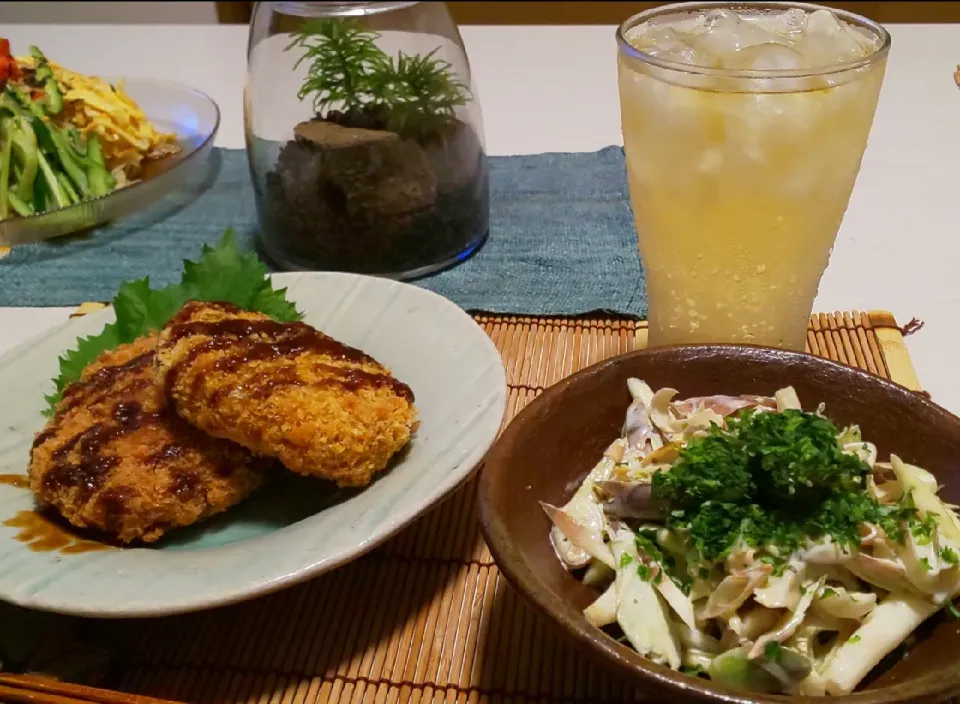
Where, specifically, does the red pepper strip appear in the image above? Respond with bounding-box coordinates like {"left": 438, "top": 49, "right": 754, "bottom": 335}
{"left": 0, "top": 40, "right": 20, "bottom": 82}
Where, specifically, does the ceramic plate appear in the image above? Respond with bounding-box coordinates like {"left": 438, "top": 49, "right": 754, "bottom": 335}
{"left": 0, "top": 273, "right": 507, "bottom": 617}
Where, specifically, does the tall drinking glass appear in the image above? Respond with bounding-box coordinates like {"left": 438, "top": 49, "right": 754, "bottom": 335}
{"left": 617, "top": 2, "right": 890, "bottom": 351}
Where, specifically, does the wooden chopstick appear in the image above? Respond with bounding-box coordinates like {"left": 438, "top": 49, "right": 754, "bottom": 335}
{"left": 0, "top": 682, "right": 99, "bottom": 704}
{"left": 0, "top": 675, "right": 181, "bottom": 704}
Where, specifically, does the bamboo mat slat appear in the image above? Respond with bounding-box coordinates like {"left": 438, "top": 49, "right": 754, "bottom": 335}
{"left": 4, "top": 310, "right": 924, "bottom": 704}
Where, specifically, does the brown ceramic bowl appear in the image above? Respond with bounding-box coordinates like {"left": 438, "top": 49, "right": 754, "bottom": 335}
{"left": 477, "top": 345, "right": 960, "bottom": 704}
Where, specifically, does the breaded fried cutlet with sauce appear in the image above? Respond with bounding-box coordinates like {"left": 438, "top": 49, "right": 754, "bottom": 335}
{"left": 29, "top": 335, "right": 267, "bottom": 543}
{"left": 156, "top": 301, "right": 418, "bottom": 488}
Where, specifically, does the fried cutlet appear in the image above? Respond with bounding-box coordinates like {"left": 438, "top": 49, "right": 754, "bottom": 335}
{"left": 29, "top": 335, "right": 267, "bottom": 543}
{"left": 155, "top": 301, "right": 418, "bottom": 488}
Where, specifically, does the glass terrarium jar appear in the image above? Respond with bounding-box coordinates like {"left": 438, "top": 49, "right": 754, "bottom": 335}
{"left": 245, "top": 1, "right": 489, "bottom": 278}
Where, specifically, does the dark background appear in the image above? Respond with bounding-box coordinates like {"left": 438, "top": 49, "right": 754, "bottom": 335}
{"left": 216, "top": 2, "right": 960, "bottom": 24}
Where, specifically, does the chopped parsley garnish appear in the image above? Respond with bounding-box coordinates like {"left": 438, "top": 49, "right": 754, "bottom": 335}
{"left": 763, "top": 641, "right": 782, "bottom": 661}
{"left": 820, "top": 587, "right": 838, "bottom": 600}
{"left": 912, "top": 512, "right": 938, "bottom": 546}
{"left": 919, "top": 557, "right": 932, "bottom": 572}
{"left": 619, "top": 553, "right": 633, "bottom": 568}
{"left": 637, "top": 564, "right": 652, "bottom": 582}
{"left": 631, "top": 531, "right": 669, "bottom": 585}
{"left": 651, "top": 408, "right": 922, "bottom": 566}
{"left": 848, "top": 635, "right": 862, "bottom": 644}
{"left": 635, "top": 533, "right": 664, "bottom": 564}
{"left": 942, "top": 547, "right": 959, "bottom": 566}
{"left": 638, "top": 527, "right": 660, "bottom": 544}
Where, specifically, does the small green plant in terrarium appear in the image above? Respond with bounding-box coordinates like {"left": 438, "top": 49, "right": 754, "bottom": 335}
{"left": 286, "top": 18, "right": 471, "bottom": 139}
{"left": 262, "top": 15, "right": 488, "bottom": 277}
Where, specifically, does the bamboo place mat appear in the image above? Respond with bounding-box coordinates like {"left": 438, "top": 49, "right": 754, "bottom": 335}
{"left": 4, "top": 309, "right": 925, "bottom": 704}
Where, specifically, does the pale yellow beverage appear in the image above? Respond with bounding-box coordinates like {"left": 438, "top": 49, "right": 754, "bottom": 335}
{"left": 618, "top": 3, "right": 889, "bottom": 350}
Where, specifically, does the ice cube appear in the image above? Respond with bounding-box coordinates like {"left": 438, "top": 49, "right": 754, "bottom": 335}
{"left": 718, "top": 90, "right": 820, "bottom": 165}
{"left": 629, "top": 25, "right": 719, "bottom": 67}
{"left": 690, "top": 13, "right": 787, "bottom": 58}
{"left": 795, "top": 9, "right": 872, "bottom": 66}
{"left": 847, "top": 25, "right": 879, "bottom": 51}
{"left": 636, "top": 27, "right": 703, "bottom": 65}
{"left": 806, "top": 8, "right": 849, "bottom": 35}
{"left": 703, "top": 8, "right": 738, "bottom": 29}
{"left": 777, "top": 8, "right": 809, "bottom": 37}
{"left": 721, "top": 42, "right": 805, "bottom": 71}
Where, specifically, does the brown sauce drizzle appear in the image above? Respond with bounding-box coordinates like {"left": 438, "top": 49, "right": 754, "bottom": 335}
{"left": 164, "top": 336, "right": 235, "bottom": 400}
{"left": 207, "top": 365, "right": 302, "bottom": 406}
{"left": 98, "top": 487, "right": 138, "bottom": 534}
{"left": 112, "top": 400, "right": 161, "bottom": 428}
{"left": 58, "top": 351, "right": 154, "bottom": 415}
{"left": 42, "top": 400, "right": 164, "bottom": 498}
{"left": 167, "top": 318, "right": 367, "bottom": 362}
{"left": 0, "top": 474, "right": 29, "bottom": 489}
{"left": 44, "top": 422, "right": 120, "bottom": 498}
{"left": 3, "top": 510, "right": 112, "bottom": 554}
{"left": 170, "top": 470, "right": 202, "bottom": 501}
{"left": 166, "top": 317, "right": 414, "bottom": 403}
{"left": 149, "top": 443, "right": 184, "bottom": 464}
{"left": 31, "top": 429, "right": 55, "bottom": 449}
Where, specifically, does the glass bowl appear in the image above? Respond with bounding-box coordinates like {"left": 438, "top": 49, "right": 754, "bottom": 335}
{"left": 0, "top": 77, "right": 220, "bottom": 247}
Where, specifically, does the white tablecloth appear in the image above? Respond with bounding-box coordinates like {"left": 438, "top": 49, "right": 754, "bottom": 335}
{"left": 2, "top": 24, "right": 959, "bottom": 410}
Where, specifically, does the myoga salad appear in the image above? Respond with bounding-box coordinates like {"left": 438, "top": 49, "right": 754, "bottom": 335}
{"left": 543, "top": 380, "right": 960, "bottom": 696}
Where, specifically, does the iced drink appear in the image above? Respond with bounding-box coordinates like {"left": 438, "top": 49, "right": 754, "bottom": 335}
{"left": 618, "top": 3, "right": 889, "bottom": 350}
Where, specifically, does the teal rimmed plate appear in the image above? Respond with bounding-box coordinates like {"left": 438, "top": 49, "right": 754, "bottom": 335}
{"left": 0, "top": 272, "right": 507, "bottom": 617}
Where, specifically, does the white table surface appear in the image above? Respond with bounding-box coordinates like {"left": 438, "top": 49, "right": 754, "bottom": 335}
{"left": 2, "top": 24, "right": 959, "bottom": 411}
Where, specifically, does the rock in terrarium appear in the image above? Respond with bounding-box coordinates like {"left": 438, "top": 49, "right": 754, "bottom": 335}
{"left": 259, "top": 17, "right": 489, "bottom": 277}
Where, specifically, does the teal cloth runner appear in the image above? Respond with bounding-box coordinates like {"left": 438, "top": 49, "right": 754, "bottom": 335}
{"left": 0, "top": 147, "right": 647, "bottom": 317}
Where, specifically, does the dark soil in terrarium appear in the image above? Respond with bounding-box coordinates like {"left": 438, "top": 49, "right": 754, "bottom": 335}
{"left": 260, "top": 108, "right": 489, "bottom": 276}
